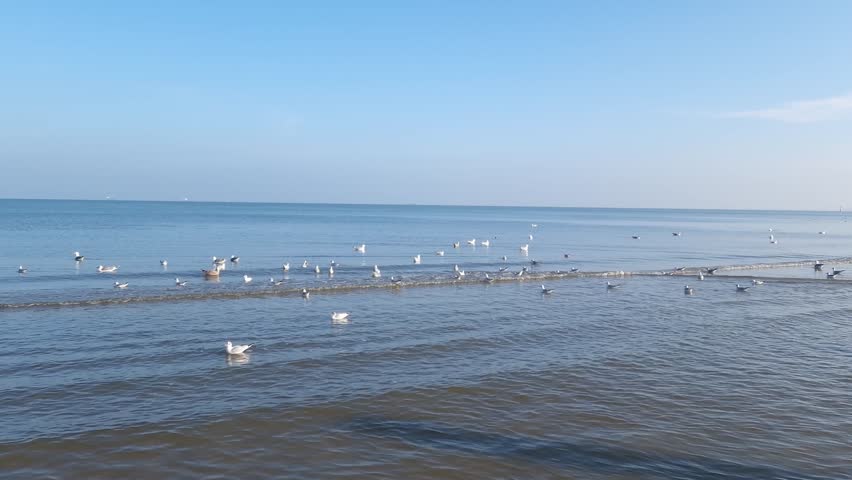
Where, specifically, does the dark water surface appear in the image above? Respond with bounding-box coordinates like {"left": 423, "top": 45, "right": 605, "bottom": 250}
{"left": 2, "top": 200, "right": 851, "bottom": 478}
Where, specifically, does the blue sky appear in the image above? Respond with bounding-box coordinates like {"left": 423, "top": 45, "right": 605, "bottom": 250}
{"left": 2, "top": 1, "right": 851, "bottom": 209}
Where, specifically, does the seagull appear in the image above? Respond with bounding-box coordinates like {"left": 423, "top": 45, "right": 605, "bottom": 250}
{"left": 175, "top": 277, "right": 187, "bottom": 286}
{"left": 212, "top": 256, "right": 226, "bottom": 265}
{"left": 480, "top": 240, "right": 490, "bottom": 247}
{"left": 768, "top": 227, "right": 773, "bottom": 232}
{"left": 225, "top": 341, "right": 253, "bottom": 355}
{"left": 331, "top": 312, "right": 350, "bottom": 323}
{"left": 814, "top": 262, "right": 824, "bottom": 271}
{"left": 631, "top": 235, "right": 640, "bottom": 240}
{"left": 74, "top": 251, "right": 85, "bottom": 261}
{"left": 330, "top": 259, "right": 338, "bottom": 267}
{"left": 528, "top": 234, "right": 533, "bottom": 241}
{"left": 282, "top": 263, "right": 290, "bottom": 272}
{"left": 483, "top": 273, "right": 495, "bottom": 284}
{"left": 301, "top": 288, "right": 310, "bottom": 299}
{"left": 390, "top": 275, "right": 403, "bottom": 284}
{"left": 160, "top": 259, "right": 168, "bottom": 267}
{"left": 113, "top": 281, "right": 129, "bottom": 289}
{"left": 672, "top": 232, "right": 682, "bottom": 236}
{"left": 570, "top": 267, "right": 579, "bottom": 273}
{"left": 372, "top": 265, "right": 381, "bottom": 278}
{"left": 520, "top": 244, "right": 529, "bottom": 253}
{"left": 515, "top": 269, "right": 524, "bottom": 277}
{"left": 243, "top": 274, "right": 252, "bottom": 283}
{"left": 563, "top": 253, "right": 571, "bottom": 258}
{"left": 819, "top": 231, "right": 827, "bottom": 235}
{"left": 230, "top": 255, "right": 240, "bottom": 263}
{"left": 435, "top": 250, "right": 445, "bottom": 256}
{"left": 698, "top": 271, "right": 704, "bottom": 281}
{"left": 202, "top": 268, "right": 220, "bottom": 278}
{"left": 501, "top": 255, "right": 508, "bottom": 261}
{"left": 498, "top": 266, "right": 509, "bottom": 272}
{"left": 531, "top": 224, "right": 538, "bottom": 228}
{"left": 674, "top": 267, "right": 686, "bottom": 272}
{"left": 606, "top": 282, "right": 621, "bottom": 289}
{"left": 17, "top": 265, "right": 27, "bottom": 274}
{"left": 454, "top": 264, "right": 460, "bottom": 272}
{"left": 413, "top": 254, "right": 421, "bottom": 264}
{"left": 736, "top": 284, "right": 750, "bottom": 292}
{"left": 752, "top": 279, "right": 764, "bottom": 285}
{"left": 97, "top": 265, "right": 118, "bottom": 273}
{"left": 314, "top": 265, "right": 321, "bottom": 274}
{"left": 269, "top": 277, "right": 283, "bottom": 286}
{"left": 466, "top": 239, "right": 476, "bottom": 246}
{"left": 706, "top": 267, "right": 719, "bottom": 275}
{"left": 302, "top": 260, "right": 309, "bottom": 269}
{"left": 452, "top": 242, "right": 460, "bottom": 249}
{"left": 541, "top": 285, "right": 554, "bottom": 294}
{"left": 832, "top": 268, "right": 845, "bottom": 275}
{"left": 328, "top": 265, "right": 334, "bottom": 276}
{"left": 770, "top": 239, "right": 778, "bottom": 244}
{"left": 354, "top": 244, "right": 366, "bottom": 253}
{"left": 684, "top": 285, "right": 694, "bottom": 295}
{"left": 454, "top": 271, "right": 466, "bottom": 280}
{"left": 827, "top": 272, "right": 839, "bottom": 279}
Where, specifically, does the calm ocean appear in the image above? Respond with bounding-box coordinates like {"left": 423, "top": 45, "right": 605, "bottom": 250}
{"left": 1, "top": 199, "right": 850, "bottom": 479}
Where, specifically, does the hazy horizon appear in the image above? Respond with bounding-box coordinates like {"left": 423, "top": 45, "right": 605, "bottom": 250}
{"left": 2, "top": 1, "right": 851, "bottom": 210}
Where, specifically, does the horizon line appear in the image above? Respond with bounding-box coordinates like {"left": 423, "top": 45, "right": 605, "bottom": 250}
{"left": 0, "top": 196, "right": 846, "bottom": 215}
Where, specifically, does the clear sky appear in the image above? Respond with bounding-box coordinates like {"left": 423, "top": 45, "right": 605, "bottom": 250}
{"left": 2, "top": 1, "right": 851, "bottom": 209}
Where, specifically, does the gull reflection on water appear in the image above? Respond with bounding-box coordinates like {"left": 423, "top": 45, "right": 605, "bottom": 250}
{"left": 226, "top": 354, "right": 251, "bottom": 366}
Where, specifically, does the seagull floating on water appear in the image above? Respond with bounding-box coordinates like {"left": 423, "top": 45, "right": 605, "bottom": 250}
{"left": 372, "top": 265, "right": 381, "bottom": 278}
{"left": 160, "top": 259, "right": 168, "bottom": 267}
{"left": 301, "top": 288, "right": 310, "bottom": 299}
{"left": 390, "top": 275, "right": 403, "bottom": 284}
{"left": 672, "top": 232, "right": 682, "bottom": 237}
{"left": 282, "top": 263, "right": 290, "bottom": 272}
{"left": 501, "top": 255, "right": 508, "bottom": 261}
{"left": 606, "top": 282, "right": 621, "bottom": 290}
{"left": 452, "top": 242, "right": 460, "bottom": 248}
{"left": 269, "top": 277, "right": 283, "bottom": 286}
{"left": 225, "top": 341, "right": 253, "bottom": 356}
{"left": 631, "top": 235, "right": 640, "bottom": 240}
{"left": 97, "top": 265, "right": 119, "bottom": 273}
{"left": 706, "top": 267, "right": 719, "bottom": 275}
{"left": 698, "top": 271, "right": 704, "bottom": 281}
{"left": 519, "top": 244, "right": 529, "bottom": 253}
{"left": 832, "top": 268, "right": 844, "bottom": 275}
{"left": 314, "top": 265, "right": 321, "bottom": 274}
{"left": 354, "top": 244, "right": 366, "bottom": 253}
{"left": 212, "top": 256, "right": 226, "bottom": 265}
{"left": 413, "top": 254, "right": 421, "bottom": 264}
{"left": 528, "top": 234, "right": 534, "bottom": 241}
{"left": 328, "top": 265, "right": 334, "bottom": 276}
{"left": 202, "top": 268, "right": 220, "bottom": 278}
{"left": 466, "top": 239, "right": 476, "bottom": 246}
{"left": 814, "top": 262, "right": 824, "bottom": 271}
{"left": 302, "top": 260, "right": 309, "bottom": 269}
{"left": 230, "top": 255, "right": 240, "bottom": 263}
{"left": 175, "top": 277, "right": 187, "bottom": 286}
{"left": 736, "top": 284, "right": 750, "bottom": 292}
{"left": 480, "top": 240, "right": 490, "bottom": 247}
{"left": 243, "top": 274, "right": 252, "bottom": 283}
{"left": 819, "top": 231, "right": 827, "bottom": 235}
{"left": 541, "top": 285, "right": 554, "bottom": 294}
{"left": 531, "top": 223, "right": 538, "bottom": 228}
{"left": 113, "top": 281, "right": 129, "bottom": 289}
{"left": 483, "top": 273, "right": 495, "bottom": 284}
{"left": 498, "top": 266, "right": 509, "bottom": 272}
{"left": 74, "top": 251, "right": 85, "bottom": 261}
{"left": 331, "top": 312, "right": 350, "bottom": 323}
{"left": 684, "top": 285, "right": 694, "bottom": 295}
{"left": 435, "top": 250, "right": 445, "bottom": 256}
{"left": 752, "top": 279, "right": 764, "bottom": 285}
{"left": 570, "top": 267, "right": 579, "bottom": 273}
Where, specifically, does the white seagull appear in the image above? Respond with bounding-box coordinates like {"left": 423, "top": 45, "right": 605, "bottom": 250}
{"left": 519, "top": 244, "right": 529, "bottom": 253}
{"left": 751, "top": 279, "right": 764, "bottom": 285}
{"left": 632, "top": 235, "right": 640, "bottom": 240}
{"left": 541, "top": 285, "right": 554, "bottom": 294}
{"left": 436, "top": 250, "right": 445, "bottom": 256}
{"left": 372, "top": 265, "right": 381, "bottom": 278}
{"left": 328, "top": 265, "right": 334, "bottom": 276}
{"left": 269, "top": 277, "right": 283, "bottom": 286}
{"left": 225, "top": 341, "right": 253, "bottom": 355}
{"left": 331, "top": 312, "right": 350, "bottom": 323}
{"left": 672, "top": 232, "right": 682, "bottom": 236}
{"left": 301, "top": 288, "right": 310, "bottom": 299}
{"left": 160, "top": 259, "right": 168, "bottom": 267}
{"left": 302, "top": 260, "right": 309, "bottom": 269}
{"left": 243, "top": 274, "right": 252, "bottom": 283}
{"left": 452, "top": 242, "right": 460, "bottom": 249}
{"left": 97, "top": 265, "right": 119, "bottom": 273}
{"left": 528, "top": 234, "right": 533, "bottom": 240}
{"left": 212, "top": 256, "right": 226, "bottom": 265}
{"left": 480, "top": 240, "right": 490, "bottom": 247}
{"left": 606, "top": 282, "right": 621, "bottom": 289}
{"left": 17, "top": 265, "right": 27, "bottom": 274}
{"left": 413, "top": 254, "right": 421, "bottom": 264}
{"left": 698, "top": 271, "right": 705, "bottom": 281}
{"left": 354, "top": 244, "right": 366, "bottom": 253}
{"left": 230, "top": 255, "right": 240, "bottom": 263}
{"left": 314, "top": 265, "right": 321, "bottom": 274}
{"left": 483, "top": 273, "right": 495, "bottom": 284}
{"left": 74, "top": 251, "right": 85, "bottom": 261}
{"left": 819, "top": 231, "right": 827, "bottom": 235}
{"left": 736, "top": 284, "right": 750, "bottom": 292}
{"left": 466, "top": 239, "right": 476, "bottom": 246}
{"left": 684, "top": 285, "right": 694, "bottom": 295}
{"left": 282, "top": 263, "right": 290, "bottom": 272}
{"left": 113, "top": 281, "right": 129, "bottom": 289}
{"left": 176, "top": 277, "right": 187, "bottom": 286}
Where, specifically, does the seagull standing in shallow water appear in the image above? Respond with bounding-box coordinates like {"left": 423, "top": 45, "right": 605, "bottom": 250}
{"left": 413, "top": 254, "right": 421, "bottom": 264}
{"left": 282, "top": 263, "right": 290, "bottom": 272}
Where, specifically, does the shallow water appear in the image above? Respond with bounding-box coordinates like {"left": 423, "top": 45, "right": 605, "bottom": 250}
{"left": 2, "top": 200, "right": 851, "bottom": 478}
